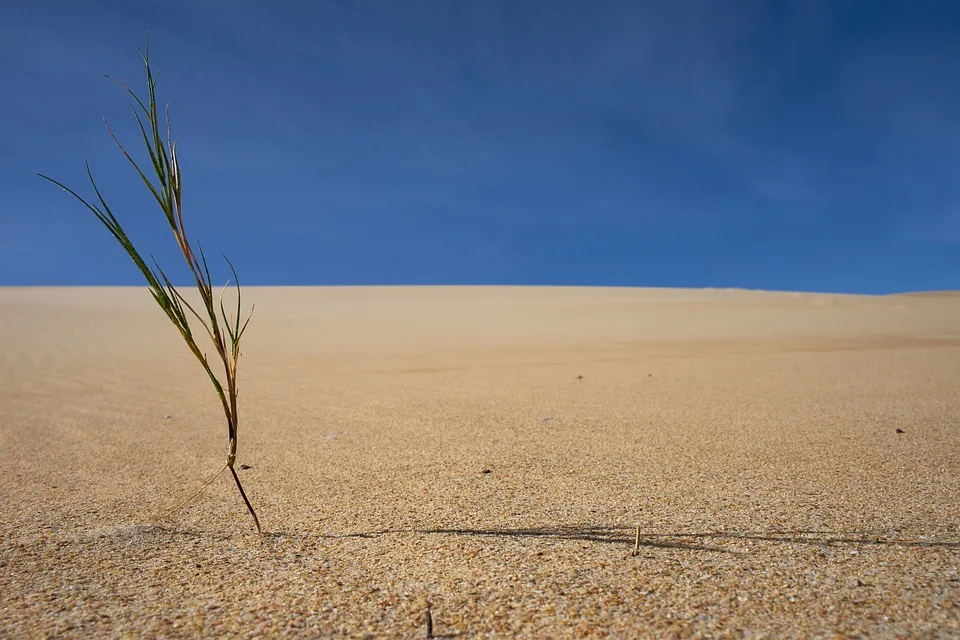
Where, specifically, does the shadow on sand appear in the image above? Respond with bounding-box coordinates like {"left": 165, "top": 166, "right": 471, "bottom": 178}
{"left": 146, "top": 522, "right": 959, "bottom": 554}
{"left": 307, "top": 524, "right": 960, "bottom": 553}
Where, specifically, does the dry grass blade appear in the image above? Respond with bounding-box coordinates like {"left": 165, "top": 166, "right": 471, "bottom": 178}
{"left": 37, "top": 34, "right": 261, "bottom": 535}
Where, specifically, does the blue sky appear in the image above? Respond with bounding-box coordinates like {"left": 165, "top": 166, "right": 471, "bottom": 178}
{"left": 3, "top": 0, "right": 959, "bottom": 293}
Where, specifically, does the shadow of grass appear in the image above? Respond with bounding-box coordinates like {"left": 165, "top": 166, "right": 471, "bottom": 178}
{"left": 315, "top": 525, "right": 960, "bottom": 553}
{"left": 319, "top": 525, "right": 734, "bottom": 553}
{"left": 422, "top": 525, "right": 732, "bottom": 552}
{"left": 141, "top": 522, "right": 960, "bottom": 554}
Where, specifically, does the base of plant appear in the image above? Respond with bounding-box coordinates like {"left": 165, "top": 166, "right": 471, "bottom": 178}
{"left": 152, "top": 459, "right": 262, "bottom": 535}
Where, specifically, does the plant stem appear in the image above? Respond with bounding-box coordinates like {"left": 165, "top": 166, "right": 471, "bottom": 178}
{"left": 229, "top": 463, "right": 262, "bottom": 535}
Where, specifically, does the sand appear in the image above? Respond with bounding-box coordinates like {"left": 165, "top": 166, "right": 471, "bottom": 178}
{"left": 1, "top": 285, "right": 958, "bottom": 638}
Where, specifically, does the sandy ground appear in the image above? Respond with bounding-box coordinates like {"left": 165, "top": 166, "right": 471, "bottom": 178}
{"left": 1, "top": 285, "right": 959, "bottom": 638}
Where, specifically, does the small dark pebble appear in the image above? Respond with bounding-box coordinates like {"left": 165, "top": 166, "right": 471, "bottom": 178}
{"left": 576, "top": 375, "right": 583, "bottom": 381}
{"left": 164, "top": 415, "right": 173, "bottom": 420}
{"left": 240, "top": 464, "right": 252, "bottom": 470}
{"left": 895, "top": 428, "right": 905, "bottom": 434}
{"left": 648, "top": 374, "right": 653, "bottom": 377}
{"left": 481, "top": 469, "right": 492, "bottom": 474}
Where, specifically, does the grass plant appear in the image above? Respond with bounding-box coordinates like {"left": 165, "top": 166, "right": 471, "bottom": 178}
{"left": 38, "top": 37, "right": 262, "bottom": 535}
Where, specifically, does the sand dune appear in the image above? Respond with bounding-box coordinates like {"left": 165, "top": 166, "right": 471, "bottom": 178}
{"left": 887, "top": 290, "right": 960, "bottom": 298}
{"left": 2, "top": 286, "right": 959, "bottom": 638}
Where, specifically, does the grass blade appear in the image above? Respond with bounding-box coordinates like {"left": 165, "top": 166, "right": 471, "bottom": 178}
{"left": 38, "top": 35, "right": 260, "bottom": 534}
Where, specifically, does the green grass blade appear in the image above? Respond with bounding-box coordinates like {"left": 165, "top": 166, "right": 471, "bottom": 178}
{"left": 39, "top": 33, "right": 261, "bottom": 534}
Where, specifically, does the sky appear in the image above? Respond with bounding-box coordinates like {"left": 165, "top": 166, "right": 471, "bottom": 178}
{"left": 2, "top": 0, "right": 960, "bottom": 293}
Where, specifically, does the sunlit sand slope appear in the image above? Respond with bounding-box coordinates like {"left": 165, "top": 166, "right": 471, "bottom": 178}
{"left": 2, "top": 286, "right": 958, "bottom": 637}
